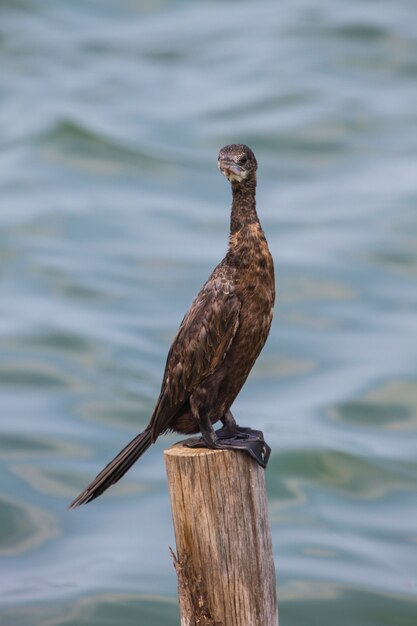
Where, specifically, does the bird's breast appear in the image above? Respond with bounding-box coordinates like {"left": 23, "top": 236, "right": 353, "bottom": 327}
{"left": 232, "top": 243, "right": 274, "bottom": 358}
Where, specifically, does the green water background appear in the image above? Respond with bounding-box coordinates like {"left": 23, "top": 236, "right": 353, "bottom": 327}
{"left": 1, "top": 1, "right": 416, "bottom": 624}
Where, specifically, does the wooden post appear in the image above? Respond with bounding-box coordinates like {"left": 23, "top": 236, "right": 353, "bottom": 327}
{"left": 164, "top": 442, "right": 278, "bottom": 626}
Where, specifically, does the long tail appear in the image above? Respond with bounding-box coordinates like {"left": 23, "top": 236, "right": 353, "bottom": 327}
{"left": 69, "top": 428, "right": 153, "bottom": 508}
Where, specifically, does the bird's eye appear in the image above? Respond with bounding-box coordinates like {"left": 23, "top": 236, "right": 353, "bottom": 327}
{"left": 239, "top": 155, "right": 248, "bottom": 165}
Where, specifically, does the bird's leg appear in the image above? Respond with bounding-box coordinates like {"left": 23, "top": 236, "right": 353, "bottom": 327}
{"left": 184, "top": 410, "right": 224, "bottom": 448}
{"left": 220, "top": 409, "right": 238, "bottom": 430}
{"left": 185, "top": 409, "right": 271, "bottom": 469}
{"left": 219, "top": 410, "right": 264, "bottom": 440}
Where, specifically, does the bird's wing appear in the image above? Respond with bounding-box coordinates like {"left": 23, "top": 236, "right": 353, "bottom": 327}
{"left": 149, "top": 276, "right": 241, "bottom": 440}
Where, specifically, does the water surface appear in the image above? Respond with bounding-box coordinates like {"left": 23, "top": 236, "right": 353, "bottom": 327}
{"left": 1, "top": 1, "right": 416, "bottom": 624}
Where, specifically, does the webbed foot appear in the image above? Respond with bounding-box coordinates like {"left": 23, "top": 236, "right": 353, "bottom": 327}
{"left": 185, "top": 425, "right": 271, "bottom": 469}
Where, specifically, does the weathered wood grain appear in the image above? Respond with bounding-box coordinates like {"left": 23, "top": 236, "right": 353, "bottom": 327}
{"left": 165, "top": 443, "right": 278, "bottom": 626}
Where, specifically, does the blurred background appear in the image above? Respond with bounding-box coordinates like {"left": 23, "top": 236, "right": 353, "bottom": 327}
{"left": 1, "top": 1, "right": 416, "bottom": 624}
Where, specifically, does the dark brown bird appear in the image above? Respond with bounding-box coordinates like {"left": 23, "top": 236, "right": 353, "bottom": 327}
{"left": 69, "top": 144, "right": 275, "bottom": 507}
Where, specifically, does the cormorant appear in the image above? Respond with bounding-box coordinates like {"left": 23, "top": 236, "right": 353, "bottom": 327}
{"left": 69, "top": 144, "right": 275, "bottom": 507}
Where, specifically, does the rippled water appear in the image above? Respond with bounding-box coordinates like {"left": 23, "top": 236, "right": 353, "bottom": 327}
{"left": 1, "top": 1, "right": 416, "bottom": 624}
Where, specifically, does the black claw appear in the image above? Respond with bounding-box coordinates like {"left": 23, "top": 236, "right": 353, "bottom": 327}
{"left": 184, "top": 426, "right": 271, "bottom": 469}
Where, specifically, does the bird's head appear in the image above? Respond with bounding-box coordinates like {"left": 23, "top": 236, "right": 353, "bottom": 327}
{"left": 217, "top": 144, "right": 257, "bottom": 184}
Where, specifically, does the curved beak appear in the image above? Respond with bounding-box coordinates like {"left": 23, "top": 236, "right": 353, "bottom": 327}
{"left": 218, "top": 158, "right": 243, "bottom": 177}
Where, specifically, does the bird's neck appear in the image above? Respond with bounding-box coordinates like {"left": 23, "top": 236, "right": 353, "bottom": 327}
{"left": 229, "top": 178, "right": 259, "bottom": 236}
